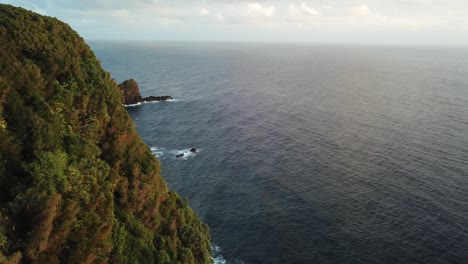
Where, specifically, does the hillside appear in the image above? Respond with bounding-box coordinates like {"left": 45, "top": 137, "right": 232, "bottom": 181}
{"left": 0, "top": 4, "right": 211, "bottom": 263}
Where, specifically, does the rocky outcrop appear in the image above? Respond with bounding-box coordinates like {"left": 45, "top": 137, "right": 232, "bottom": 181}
{"left": 144, "top": 95, "right": 173, "bottom": 102}
{"left": 118, "top": 79, "right": 173, "bottom": 105}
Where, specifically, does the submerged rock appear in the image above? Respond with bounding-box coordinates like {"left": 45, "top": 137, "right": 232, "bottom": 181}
{"left": 176, "top": 153, "right": 185, "bottom": 158}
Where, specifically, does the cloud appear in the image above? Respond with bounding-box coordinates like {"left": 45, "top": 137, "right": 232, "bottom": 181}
{"left": 350, "top": 5, "right": 372, "bottom": 17}
{"left": 246, "top": 3, "right": 276, "bottom": 17}
{"left": 215, "top": 13, "right": 224, "bottom": 21}
{"left": 198, "top": 7, "right": 225, "bottom": 23}
{"left": 300, "top": 3, "right": 321, "bottom": 16}
{"left": 347, "top": 4, "right": 388, "bottom": 24}
{"left": 158, "top": 18, "right": 178, "bottom": 25}
{"left": 207, "top": 2, "right": 277, "bottom": 25}
{"left": 289, "top": 3, "right": 321, "bottom": 17}
{"left": 3, "top": 0, "right": 468, "bottom": 44}
{"left": 287, "top": 2, "right": 323, "bottom": 26}
{"left": 199, "top": 8, "right": 209, "bottom": 15}
{"left": 110, "top": 9, "right": 131, "bottom": 19}
{"left": 396, "top": 0, "right": 444, "bottom": 5}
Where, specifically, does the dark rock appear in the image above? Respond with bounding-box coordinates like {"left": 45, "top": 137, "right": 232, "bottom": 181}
{"left": 118, "top": 79, "right": 142, "bottom": 105}
{"left": 118, "top": 79, "right": 173, "bottom": 105}
{"left": 143, "top": 95, "right": 174, "bottom": 102}
{"left": 176, "top": 153, "right": 184, "bottom": 158}
{"left": 189, "top": 148, "right": 197, "bottom": 153}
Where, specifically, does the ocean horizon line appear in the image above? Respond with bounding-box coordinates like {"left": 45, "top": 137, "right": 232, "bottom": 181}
{"left": 86, "top": 39, "right": 468, "bottom": 48}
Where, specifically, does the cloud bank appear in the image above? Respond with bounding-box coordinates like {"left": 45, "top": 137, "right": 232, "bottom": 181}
{"left": 4, "top": 0, "right": 468, "bottom": 44}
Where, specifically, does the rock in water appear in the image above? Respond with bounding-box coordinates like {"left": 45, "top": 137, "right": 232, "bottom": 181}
{"left": 118, "top": 79, "right": 143, "bottom": 105}
{"left": 118, "top": 79, "right": 173, "bottom": 105}
{"left": 190, "top": 148, "right": 197, "bottom": 153}
{"left": 143, "top": 95, "right": 174, "bottom": 102}
{"left": 176, "top": 153, "right": 185, "bottom": 158}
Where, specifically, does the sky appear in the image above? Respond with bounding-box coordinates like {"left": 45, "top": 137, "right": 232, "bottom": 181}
{"left": 3, "top": 0, "right": 468, "bottom": 45}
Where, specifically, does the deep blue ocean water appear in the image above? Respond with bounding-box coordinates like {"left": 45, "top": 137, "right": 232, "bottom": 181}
{"left": 91, "top": 42, "right": 468, "bottom": 264}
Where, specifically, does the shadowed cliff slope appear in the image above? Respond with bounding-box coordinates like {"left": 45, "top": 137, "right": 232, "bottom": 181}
{"left": 0, "top": 4, "right": 211, "bottom": 263}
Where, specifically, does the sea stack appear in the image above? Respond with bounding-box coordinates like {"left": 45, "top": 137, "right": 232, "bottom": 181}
{"left": 118, "top": 79, "right": 173, "bottom": 105}
{"left": 118, "top": 79, "right": 142, "bottom": 104}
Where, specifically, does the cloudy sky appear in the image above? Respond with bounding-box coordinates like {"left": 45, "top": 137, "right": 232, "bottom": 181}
{"left": 3, "top": 0, "right": 468, "bottom": 45}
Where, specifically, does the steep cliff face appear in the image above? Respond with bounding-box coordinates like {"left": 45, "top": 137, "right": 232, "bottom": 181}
{"left": 0, "top": 4, "right": 211, "bottom": 264}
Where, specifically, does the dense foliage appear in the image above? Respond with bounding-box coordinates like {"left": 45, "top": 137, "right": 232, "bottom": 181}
{"left": 0, "top": 4, "right": 211, "bottom": 263}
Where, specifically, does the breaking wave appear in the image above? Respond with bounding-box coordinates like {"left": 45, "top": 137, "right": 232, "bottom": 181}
{"left": 150, "top": 146, "right": 200, "bottom": 160}
{"left": 124, "top": 98, "right": 176, "bottom": 107}
{"left": 212, "top": 244, "right": 245, "bottom": 264}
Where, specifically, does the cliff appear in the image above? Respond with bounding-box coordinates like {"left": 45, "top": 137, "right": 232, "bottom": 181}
{"left": 0, "top": 4, "right": 211, "bottom": 264}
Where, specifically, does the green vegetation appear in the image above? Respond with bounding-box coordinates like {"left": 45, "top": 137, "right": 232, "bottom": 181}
{"left": 0, "top": 4, "right": 211, "bottom": 263}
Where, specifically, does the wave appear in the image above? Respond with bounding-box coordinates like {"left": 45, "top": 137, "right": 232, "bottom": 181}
{"left": 124, "top": 98, "right": 178, "bottom": 107}
{"left": 124, "top": 102, "right": 143, "bottom": 107}
{"left": 212, "top": 244, "right": 245, "bottom": 264}
{"left": 150, "top": 146, "right": 200, "bottom": 160}
{"left": 212, "top": 244, "right": 227, "bottom": 264}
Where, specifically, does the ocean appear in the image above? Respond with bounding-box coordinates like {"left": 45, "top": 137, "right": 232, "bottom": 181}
{"left": 91, "top": 42, "right": 468, "bottom": 264}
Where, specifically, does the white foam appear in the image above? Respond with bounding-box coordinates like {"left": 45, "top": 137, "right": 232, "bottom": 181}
{"left": 211, "top": 244, "right": 245, "bottom": 264}
{"left": 212, "top": 244, "right": 227, "bottom": 264}
{"left": 170, "top": 148, "right": 201, "bottom": 160}
{"left": 150, "top": 146, "right": 200, "bottom": 160}
{"left": 150, "top": 146, "right": 166, "bottom": 157}
{"left": 213, "top": 255, "right": 227, "bottom": 264}
{"left": 124, "top": 102, "right": 143, "bottom": 107}
{"left": 212, "top": 244, "right": 246, "bottom": 264}
{"left": 123, "top": 98, "right": 177, "bottom": 107}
